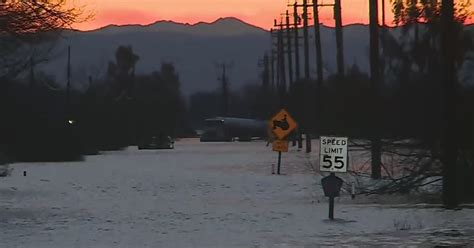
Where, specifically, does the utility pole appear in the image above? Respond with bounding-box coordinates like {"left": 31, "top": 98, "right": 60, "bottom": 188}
{"left": 271, "top": 28, "right": 281, "bottom": 96}
{"left": 302, "top": 0, "right": 311, "bottom": 153}
{"left": 216, "top": 62, "right": 232, "bottom": 117}
{"left": 293, "top": 0, "right": 341, "bottom": 78}
{"left": 293, "top": 0, "right": 333, "bottom": 150}
{"left": 293, "top": 2, "right": 301, "bottom": 81}
{"left": 440, "top": 0, "right": 459, "bottom": 208}
{"left": 369, "top": 0, "right": 382, "bottom": 179}
{"left": 286, "top": 10, "right": 294, "bottom": 86}
{"left": 302, "top": 0, "right": 310, "bottom": 80}
{"left": 270, "top": 51, "right": 275, "bottom": 92}
{"left": 292, "top": 2, "right": 304, "bottom": 149}
{"left": 67, "top": 46, "right": 71, "bottom": 116}
{"left": 313, "top": 0, "right": 324, "bottom": 140}
{"left": 221, "top": 64, "right": 229, "bottom": 117}
{"left": 262, "top": 53, "right": 270, "bottom": 92}
{"left": 313, "top": 0, "right": 324, "bottom": 85}
{"left": 258, "top": 53, "right": 271, "bottom": 119}
{"left": 291, "top": 0, "right": 313, "bottom": 152}
{"left": 270, "top": 29, "right": 276, "bottom": 93}
{"left": 334, "top": 0, "right": 344, "bottom": 75}
{"left": 381, "top": 0, "right": 386, "bottom": 26}
{"left": 284, "top": 11, "right": 297, "bottom": 147}
{"left": 274, "top": 19, "right": 287, "bottom": 107}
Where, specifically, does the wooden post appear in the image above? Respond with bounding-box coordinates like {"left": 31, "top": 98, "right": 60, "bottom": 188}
{"left": 302, "top": 0, "right": 310, "bottom": 80}
{"left": 313, "top": 0, "right": 324, "bottom": 84}
{"left": 286, "top": 11, "right": 294, "bottom": 86}
{"left": 67, "top": 46, "right": 71, "bottom": 115}
{"left": 334, "top": 0, "right": 344, "bottom": 76}
{"left": 441, "top": 0, "right": 459, "bottom": 208}
{"left": 369, "top": 0, "right": 382, "bottom": 179}
{"left": 293, "top": 2, "right": 301, "bottom": 81}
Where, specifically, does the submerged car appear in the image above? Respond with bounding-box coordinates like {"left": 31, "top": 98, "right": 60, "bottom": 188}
{"left": 200, "top": 117, "right": 267, "bottom": 142}
{"left": 138, "top": 135, "right": 174, "bottom": 149}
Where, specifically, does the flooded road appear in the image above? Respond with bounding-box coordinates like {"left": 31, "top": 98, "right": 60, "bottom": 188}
{"left": 1, "top": 139, "right": 473, "bottom": 247}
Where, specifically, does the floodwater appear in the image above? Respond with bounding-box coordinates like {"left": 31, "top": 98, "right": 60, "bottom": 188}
{"left": 1, "top": 139, "right": 473, "bottom": 247}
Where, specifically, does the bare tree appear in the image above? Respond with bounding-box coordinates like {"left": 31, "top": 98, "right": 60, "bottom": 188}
{"left": 0, "top": 0, "right": 87, "bottom": 36}
{"left": 0, "top": 0, "right": 89, "bottom": 78}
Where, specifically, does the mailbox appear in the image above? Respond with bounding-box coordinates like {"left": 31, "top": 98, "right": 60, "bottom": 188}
{"left": 321, "top": 174, "right": 343, "bottom": 197}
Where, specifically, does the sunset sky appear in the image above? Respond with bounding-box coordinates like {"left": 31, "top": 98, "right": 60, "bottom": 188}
{"left": 71, "top": 0, "right": 473, "bottom": 31}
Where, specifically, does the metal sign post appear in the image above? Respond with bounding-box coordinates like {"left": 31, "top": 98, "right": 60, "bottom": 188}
{"left": 269, "top": 109, "right": 298, "bottom": 175}
{"left": 272, "top": 139, "right": 289, "bottom": 175}
{"left": 321, "top": 172, "right": 343, "bottom": 220}
{"left": 277, "top": 151, "right": 282, "bottom": 174}
{"left": 329, "top": 190, "right": 335, "bottom": 220}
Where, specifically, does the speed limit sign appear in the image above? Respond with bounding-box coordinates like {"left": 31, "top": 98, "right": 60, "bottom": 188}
{"left": 319, "top": 136, "right": 348, "bottom": 173}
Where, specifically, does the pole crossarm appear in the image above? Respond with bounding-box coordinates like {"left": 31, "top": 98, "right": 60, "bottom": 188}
{"left": 289, "top": 3, "right": 335, "bottom": 7}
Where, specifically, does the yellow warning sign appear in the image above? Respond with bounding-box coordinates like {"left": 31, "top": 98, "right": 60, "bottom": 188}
{"left": 272, "top": 140, "right": 289, "bottom": 152}
{"left": 269, "top": 109, "right": 298, "bottom": 140}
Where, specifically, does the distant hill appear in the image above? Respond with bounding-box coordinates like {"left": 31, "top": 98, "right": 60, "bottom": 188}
{"left": 37, "top": 18, "right": 474, "bottom": 95}
{"left": 93, "top": 17, "right": 266, "bottom": 36}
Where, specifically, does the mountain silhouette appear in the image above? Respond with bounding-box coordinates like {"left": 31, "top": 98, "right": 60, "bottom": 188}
{"left": 37, "top": 18, "right": 474, "bottom": 95}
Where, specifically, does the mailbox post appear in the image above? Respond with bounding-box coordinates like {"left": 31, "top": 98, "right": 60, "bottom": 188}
{"left": 321, "top": 173, "right": 343, "bottom": 220}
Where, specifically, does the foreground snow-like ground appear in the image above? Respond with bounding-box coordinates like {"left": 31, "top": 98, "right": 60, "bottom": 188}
{"left": 1, "top": 139, "right": 474, "bottom": 247}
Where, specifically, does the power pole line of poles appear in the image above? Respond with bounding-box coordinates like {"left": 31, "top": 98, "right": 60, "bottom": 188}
{"left": 369, "top": 0, "right": 382, "bottom": 179}
{"left": 292, "top": 0, "right": 335, "bottom": 153}
{"left": 293, "top": 0, "right": 341, "bottom": 79}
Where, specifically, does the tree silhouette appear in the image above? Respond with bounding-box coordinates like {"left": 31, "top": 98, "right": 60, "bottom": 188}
{"left": 134, "top": 63, "right": 185, "bottom": 143}
{"left": 107, "top": 45, "right": 139, "bottom": 100}
{"left": 0, "top": 0, "right": 87, "bottom": 36}
{"left": 368, "top": 0, "right": 474, "bottom": 202}
{"left": 0, "top": 0, "right": 89, "bottom": 79}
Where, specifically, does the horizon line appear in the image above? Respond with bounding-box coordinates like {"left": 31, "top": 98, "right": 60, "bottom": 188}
{"left": 71, "top": 16, "right": 474, "bottom": 33}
